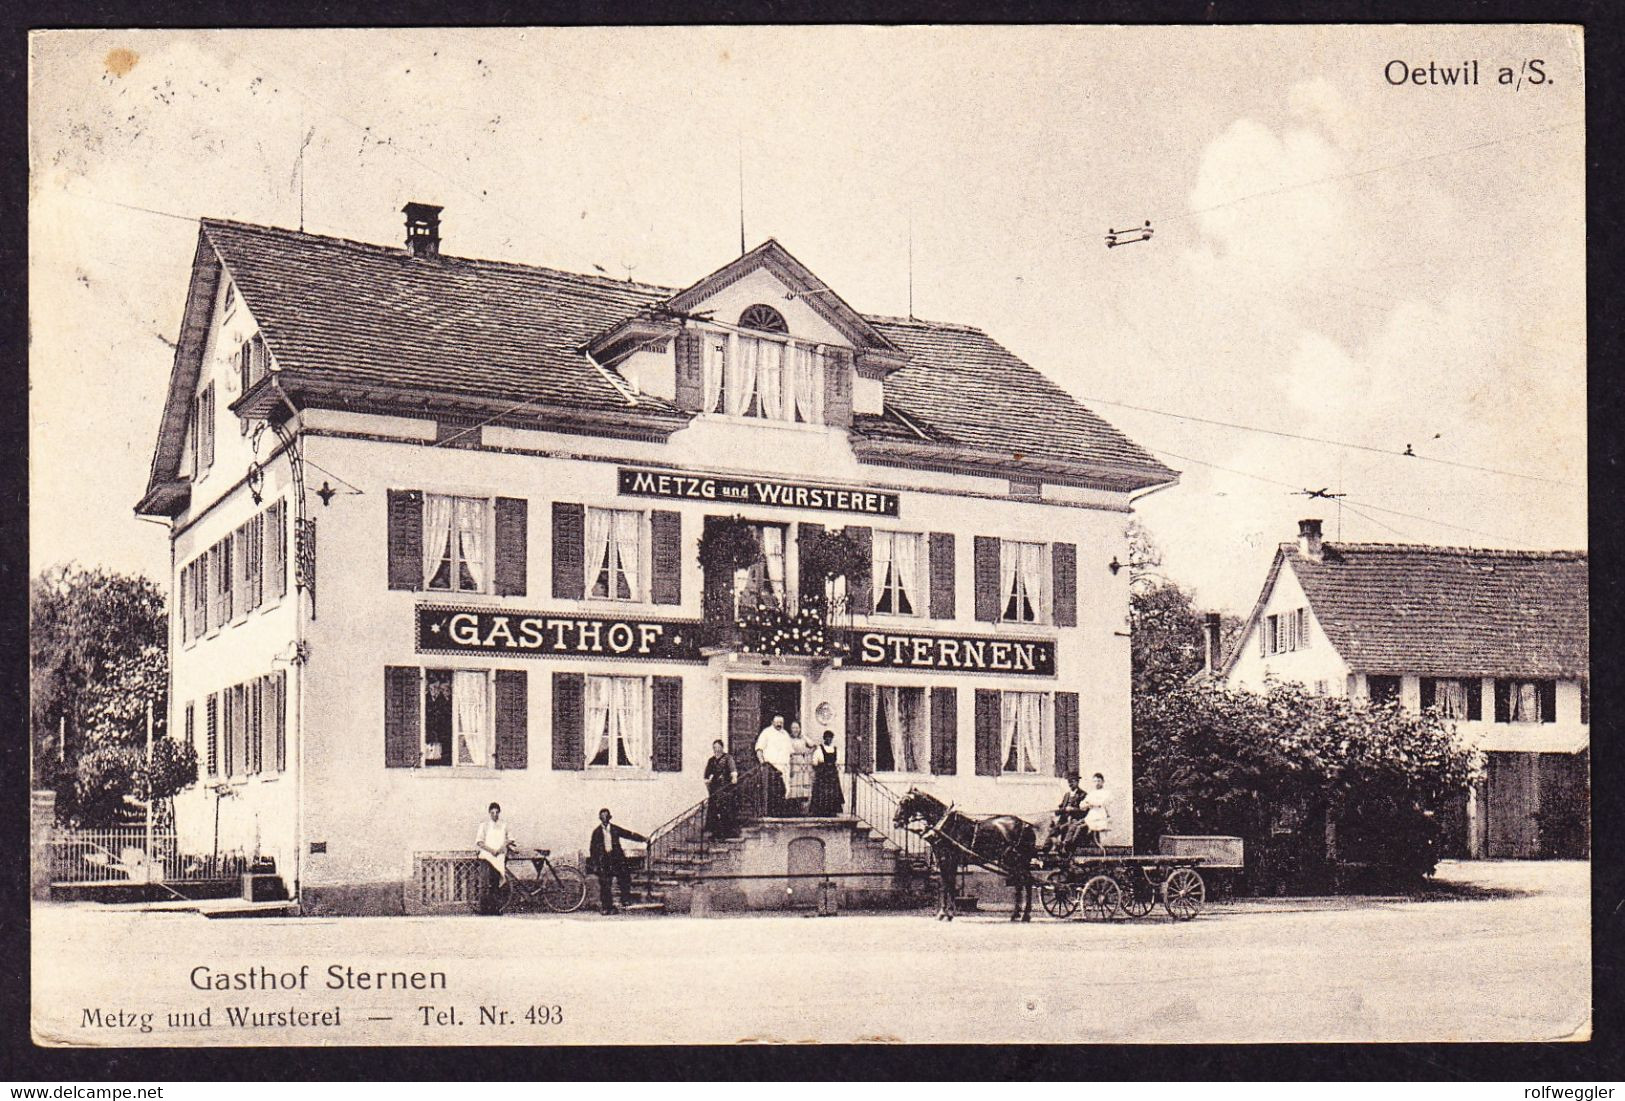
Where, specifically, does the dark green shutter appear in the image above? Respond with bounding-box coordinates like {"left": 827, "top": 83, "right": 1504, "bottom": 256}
{"left": 551, "top": 672, "right": 584, "bottom": 770}
{"left": 928, "top": 532, "right": 955, "bottom": 619}
{"left": 703, "top": 515, "right": 737, "bottom": 621}
{"left": 845, "top": 526, "right": 873, "bottom": 614}
{"left": 1538, "top": 680, "right": 1557, "bottom": 723}
{"left": 651, "top": 676, "right": 683, "bottom": 772}
{"left": 493, "top": 497, "right": 528, "bottom": 596}
{"left": 384, "top": 667, "right": 420, "bottom": 768}
{"left": 1467, "top": 678, "right": 1483, "bottom": 722}
{"left": 823, "top": 348, "right": 854, "bottom": 428}
{"left": 387, "top": 490, "right": 423, "bottom": 591}
{"left": 846, "top": 683, "right": 874, "bottom": 773}
{"left": 673, "top": 329, "right": 705, "bottom": 412}
{"left": 552, "top": 503, "right": 585, "bottom": 600}
{"left": 651, "top": 510, "right": 682, "bottom": 605}
{"left": 273, "top": 670, "right": 286, "bottom": 773}
{"left": 1493, "top": 679, "right": 1510, "bottom": 723}
{"left": 973, "top": 536, "right": 1000, "bottom": 622}
{"left": 929, "top": 686, "right": 957, "bottom": 775}
{"left": 974, "top": 688, "right": 1001, "bottom": 776}
{"left": 1054, "top": 692, "right": 1079, "bottom": 779}
{"left": 798, "top": 522, "right": 826, "bottom": 603}
{"left": 1052, "top": 543, "right": 1077, "bottom": 627}
{"left": 494, "top": 669, "right": 528, "bottom": 769}
{"left": 1420, "top": 678, "right": 1436, "bottom": 711}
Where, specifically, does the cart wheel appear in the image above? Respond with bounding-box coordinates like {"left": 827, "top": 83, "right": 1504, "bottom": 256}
{"left": 1162, "top": 868, "right": 1205, "bottom": 921}
{"left": 1079, "top": 875, "right": 1121, "bottom": 921}
{"left": 1117, "top": 877, "right": 1156, "bottom": 918}
{"left": 1039, "top": 875, "right": 1079, "bottom": 918}
{"left": 540, "top": 863, "right": 589, "bottom": 913}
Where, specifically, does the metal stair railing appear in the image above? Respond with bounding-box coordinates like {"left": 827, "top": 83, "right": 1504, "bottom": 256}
{"left": 846, "top": 770, "right": 932, "bottom": 865}
{"left": 640, "top": 763, "right": 770, "bottom": 886}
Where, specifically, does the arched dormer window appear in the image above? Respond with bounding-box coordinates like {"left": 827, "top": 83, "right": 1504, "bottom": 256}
{"left": 738, "top": 303, "right": 788, "bottom": 334}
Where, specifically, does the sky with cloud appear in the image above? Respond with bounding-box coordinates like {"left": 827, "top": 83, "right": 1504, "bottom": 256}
{"left": 29, "top": 25, "right": 1586, "bottom": 612}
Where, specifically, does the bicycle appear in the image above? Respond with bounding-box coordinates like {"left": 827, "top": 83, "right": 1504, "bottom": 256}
{"left": 499, "top": 847, "right": 589, "bottom": 914}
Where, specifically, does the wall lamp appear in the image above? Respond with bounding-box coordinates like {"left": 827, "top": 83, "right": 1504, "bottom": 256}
{"left": 1108, "top": 556, "right": 1124, "bottom": 575}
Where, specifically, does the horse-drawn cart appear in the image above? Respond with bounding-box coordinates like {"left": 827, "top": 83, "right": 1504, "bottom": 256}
{"left": 1037, "top": 854, "right": 1207, "bottom": 921}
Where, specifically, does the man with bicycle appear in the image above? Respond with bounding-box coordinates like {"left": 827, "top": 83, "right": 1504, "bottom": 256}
{"left": 475, "top": 802, "right": 512, "bottom": 915}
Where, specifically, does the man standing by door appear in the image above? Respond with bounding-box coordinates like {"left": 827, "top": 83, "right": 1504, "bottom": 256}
{"left": 755, "top": 714, "right": 795, "bottom": 816}
{"left": 588, "top": 807, "right": 647, "bottom": 915}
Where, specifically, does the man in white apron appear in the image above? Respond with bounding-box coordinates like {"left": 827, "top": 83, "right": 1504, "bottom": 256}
{"left": 475, "top": 802, "right": 511, "bottom": 914}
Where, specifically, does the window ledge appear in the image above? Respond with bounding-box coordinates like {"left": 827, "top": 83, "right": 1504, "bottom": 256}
{"left": 578, "top": 771, "right": 663, "bottom": 781}
{"left": 994, "top": 774, "right": 1059, "bottom": 785}
{"left": 701, "top": 414, "right": 831, "bottom": 434}
{"left": 414, "top": 767, "right": 504, "bottom": 777}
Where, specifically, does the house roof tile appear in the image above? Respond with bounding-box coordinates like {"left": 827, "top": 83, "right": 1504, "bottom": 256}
{"left": 1286, "top": 542, "right": 1589, "bottom": 678}
{"left": 191, "top": 218, "right": 1174, "bottom": 486}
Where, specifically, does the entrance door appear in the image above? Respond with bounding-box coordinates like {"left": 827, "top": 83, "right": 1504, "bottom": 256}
{"left": 727, "top": 679, "right": 802, "bottom": 816}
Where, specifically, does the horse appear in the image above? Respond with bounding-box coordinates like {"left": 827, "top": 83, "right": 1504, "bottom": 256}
{"left": 894, "top": 787, "right": 1038, "bottom": 922}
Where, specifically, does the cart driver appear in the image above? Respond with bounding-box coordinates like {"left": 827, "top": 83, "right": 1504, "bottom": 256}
{"left": 1043, "top": 773, "right": 1087, "bottom": 855}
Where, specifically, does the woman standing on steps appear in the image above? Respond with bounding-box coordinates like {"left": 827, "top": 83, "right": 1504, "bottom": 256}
{"left": 703, "top": 739, "right": 738, "bottom": 838}
{"left": 808, "top": 729, "right": 844, "bottom": 817}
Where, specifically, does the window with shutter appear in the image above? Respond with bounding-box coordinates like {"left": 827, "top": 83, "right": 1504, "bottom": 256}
{"left": 1054, "top": 692, "right": 1079, "bottom": 779}
{"left": 651, "top": 676, "right": 683, "bottom": 772}
{"left": 552, "top": 503, "right": 585, "bottom": 600}
{"left": 493, "top": 497, "right": 528, "bottom": 597}
{"left": 184, "top": 702, "right": 195, "bottom": 756}
{"left": 973, "top": 536, "right": 1000, "bottom": 622}
{"left": 999, "top": 540, "right": 1046, "bottom": 624}
{"left": 384, "top": 666, "right": 421, "bottom": 768}
{"left": 651, "top": 511, "right": 682, "bottom": 605}
{"left": 872, "top": 531, "right": 923, "bottom": 616}
{"left": 929, "top": 685, "right": 957, "bottom": 775}
{"left": 973, "top": 688, "right": 1001, "bottom": 776}
{"left": 1052, "top": 543, "right": 1077, "bottom": 627}
{"left": 928, "top": 532, "right": 955, "bottom": 619}
{"left": 494, "top": 669, "right": 528, "bottom": 770}
{"left": 845, "top": 683, "right": 874, "bottom": 773}
{"left": 551, "top": 671, "right": 585, "bottom": 770}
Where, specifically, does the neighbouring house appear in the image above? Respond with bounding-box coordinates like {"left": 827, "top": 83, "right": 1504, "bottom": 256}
{"left": 1218, "top": 518, "right": 1589, "bottom": 860}
{"left": 134, "top": 204, "right": 1177, "bottom": 913}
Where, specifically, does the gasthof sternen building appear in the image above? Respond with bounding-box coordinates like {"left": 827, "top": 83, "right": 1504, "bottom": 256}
{"left": 135, "top": 204, "right": 1178, "bottom": 914}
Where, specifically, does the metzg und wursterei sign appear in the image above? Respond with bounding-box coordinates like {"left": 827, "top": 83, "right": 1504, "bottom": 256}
{"left": 618, "top": 466, "right": 900, "bottom": 517}
{"left": 417, "top": 607, "right": 705, "bottom": 661}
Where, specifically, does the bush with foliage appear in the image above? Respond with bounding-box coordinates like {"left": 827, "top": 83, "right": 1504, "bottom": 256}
{"left": 1133, "top": 679, "right": 1476, "bottom": 890}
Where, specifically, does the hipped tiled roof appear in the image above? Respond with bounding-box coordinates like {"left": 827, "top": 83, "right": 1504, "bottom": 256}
{"left": 1288, "top": 542, "right": 1589, "bottom": 678}
{"left": 202, "top": 219, "right": 676, "bottom": 417}
{"left": 195, "top": 219, "right": 1173, "bottom": 485}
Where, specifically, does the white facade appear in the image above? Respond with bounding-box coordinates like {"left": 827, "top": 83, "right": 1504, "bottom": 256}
{"left": 155, "top": 233, "right": 1160, "bottom": 911}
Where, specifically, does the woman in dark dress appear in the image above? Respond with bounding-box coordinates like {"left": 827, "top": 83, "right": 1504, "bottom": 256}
{"left": 703, "top": 739, "right": 738, "bottom": 838}
{"left": 808, "top": 730, "right": 844, "bottom": 816}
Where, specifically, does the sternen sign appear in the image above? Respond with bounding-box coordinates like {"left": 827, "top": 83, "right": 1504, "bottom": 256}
{"left": 417, "top": 606, "right": 705, "bottom": 661}
{"left": 618, "top": 466, "right": 899, "bottom": 517}
{"left": 845, "top": 629, "right": 1056, "bottom": 676}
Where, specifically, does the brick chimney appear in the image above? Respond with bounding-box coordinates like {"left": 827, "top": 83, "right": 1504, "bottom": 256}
{"left": 1298, "top": 518, "right": 1324, "bottom": 562}
{"left": 402, "top": 202, "right": 443, "bottom": 259}
{"left": 1202, "top": 612, "right": 1224, "bottom": 675}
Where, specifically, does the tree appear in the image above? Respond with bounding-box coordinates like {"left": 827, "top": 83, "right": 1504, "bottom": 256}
{"left": 1133, "top": 680, "right": 1477, "bottom": 890}
{"left": 30, "top": 565, "right": 174, "bottom": 823}
{"left": 1125, "top": 521, "right": 1243, "bottom": 695}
